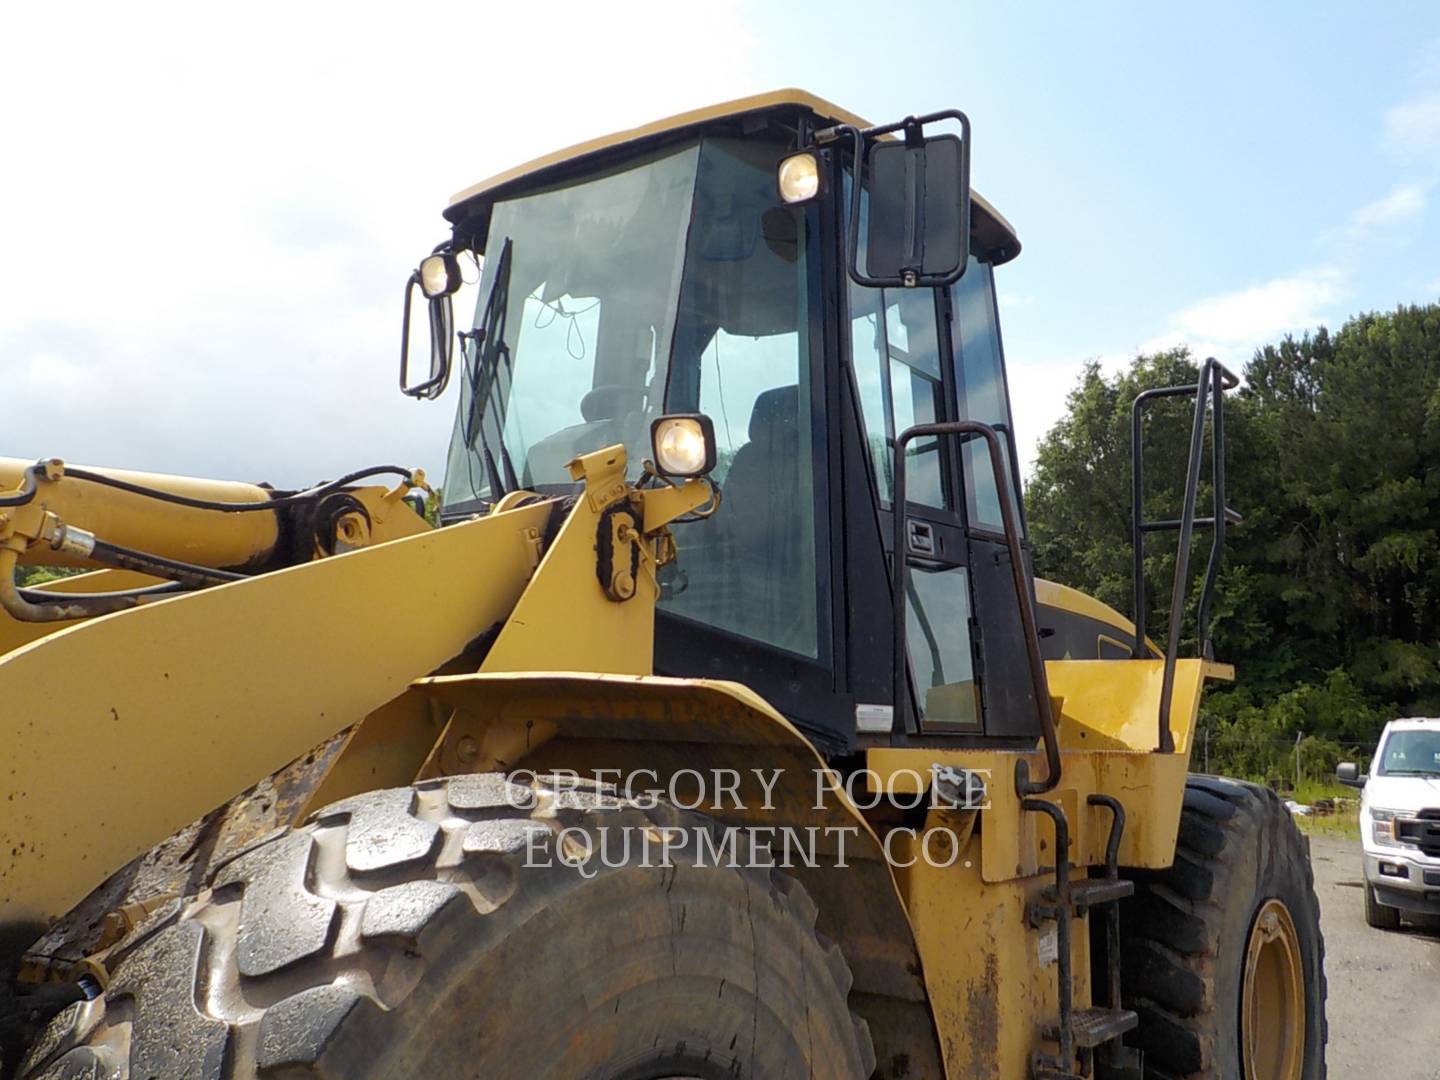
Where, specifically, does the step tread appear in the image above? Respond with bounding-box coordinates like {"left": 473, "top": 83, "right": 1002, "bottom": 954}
{"left": 1043, "top": 1006, "right": 1139, "bottom": 1049}
{"left": 1068, "top": 877, "right": 1134, "bottom": 907}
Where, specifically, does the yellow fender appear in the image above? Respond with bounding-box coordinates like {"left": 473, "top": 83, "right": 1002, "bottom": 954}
{"left": 414, "top": 670, "right": 948, "bottom": 1079}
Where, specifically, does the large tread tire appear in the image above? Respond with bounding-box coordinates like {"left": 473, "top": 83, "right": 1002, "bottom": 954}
{"left": 20, "top": 774, "right": 874, "bottom": 1080}
{"left": 1119, "top": 776, "right": 1327, "bottom": 1079}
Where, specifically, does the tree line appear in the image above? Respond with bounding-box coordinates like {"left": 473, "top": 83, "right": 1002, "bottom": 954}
{"left": 1026, "top": 300, "right": 1440, "bottom": 786}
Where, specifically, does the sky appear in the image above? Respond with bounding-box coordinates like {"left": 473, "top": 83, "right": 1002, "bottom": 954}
{"left": 2, "top": 2, "right": 1437, "bottom": 488}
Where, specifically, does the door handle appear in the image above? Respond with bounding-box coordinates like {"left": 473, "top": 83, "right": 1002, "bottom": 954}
{"left": 907, "top": 519, "right": 936, "bottom": 556}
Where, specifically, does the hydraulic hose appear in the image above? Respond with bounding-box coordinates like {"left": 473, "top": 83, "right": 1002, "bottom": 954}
{"left": 0, "top": 463, "right": 42, "bottom": 507}
{"left": 88, "top": 539, "right": 245, "bottom": 589}
{"left": 0, "top": 537, "right": 233, "bottom": 623}
{"left": 18, "top": 582, "right": 186, "bottom": 605}
{"left": 0, "top": 548, "right": 159, "bottom": 622}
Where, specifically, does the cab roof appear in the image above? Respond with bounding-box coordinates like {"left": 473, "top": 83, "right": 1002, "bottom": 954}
{"left": 1385, "top": 717, "right": 1440, "bottom": 730}
{"left": 445, "top": 89, "right": 1021, "bottom": 265}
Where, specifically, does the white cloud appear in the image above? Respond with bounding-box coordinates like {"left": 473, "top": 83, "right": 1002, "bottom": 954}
{"left": 0, "top": 1, "right": 761, "bottom": 485}
{"left": 1385, "top": 92, "right": 1440, "bottom": 159}
{"left": 1169, "top": 267, "right": 1344, "bottom": 349}
{"left": 1350, "top": 184, "right": 1427, "bottom": 230}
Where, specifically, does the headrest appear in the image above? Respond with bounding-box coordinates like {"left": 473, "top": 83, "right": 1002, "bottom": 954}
{"left": 748, "top": 384, "right": 800, "bottom": 444}
{"left": 581, "top": 384, "right": 645, "bottom": 422}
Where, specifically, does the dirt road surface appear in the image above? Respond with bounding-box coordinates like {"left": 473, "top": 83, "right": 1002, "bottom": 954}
{"left": 1307, "top": 831, "right": 1440, "bottom": 1079}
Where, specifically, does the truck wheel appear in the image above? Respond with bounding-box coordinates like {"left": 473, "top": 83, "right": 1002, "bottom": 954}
{"left": 1120, "top": 776, "right": 1327, "bottom": 1079}
{"left": 19, "top": 775, "right": 874, "bottom": 1080}
{"left": 1362, "top": 884, "right": 1402, "bottom": 931}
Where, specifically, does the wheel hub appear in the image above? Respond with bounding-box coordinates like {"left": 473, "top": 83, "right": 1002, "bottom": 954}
{"left": 1242, "top": 897, "right": 1305, "bottom": 1079}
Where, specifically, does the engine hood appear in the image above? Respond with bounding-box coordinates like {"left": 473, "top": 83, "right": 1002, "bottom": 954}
{"left": 1364, "top": 774, "right": 1440, "bottom": 813}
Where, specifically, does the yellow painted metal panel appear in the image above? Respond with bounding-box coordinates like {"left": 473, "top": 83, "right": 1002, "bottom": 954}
{"left": 1047, "top": 657, "right": 1227, "bottom": 752}
{"left": 0, "top": 501, "right": 551, "bottom": 930}
{"left": 868, "top": 746, "right": 1191, "bottom": 883}
{"left": 897, "top": 838, "right": 1085, "bottom": 1079}
{"left": 479, "top": 453, "right": 655, "bottom": 677}
{"left": 296, "top": 689, "right": 446, "bottom": 819}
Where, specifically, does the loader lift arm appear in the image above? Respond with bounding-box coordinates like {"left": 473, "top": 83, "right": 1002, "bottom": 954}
{"left": 0, "top": 456, "right": 432, "bottom": 625}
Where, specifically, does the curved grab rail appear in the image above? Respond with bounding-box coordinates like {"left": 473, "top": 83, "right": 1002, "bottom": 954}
{"left": 892, "top": 420, "right": 1060, "bottom": 795}
{"left": 1130, "top": 357, "right": 1241, "bottom": 751}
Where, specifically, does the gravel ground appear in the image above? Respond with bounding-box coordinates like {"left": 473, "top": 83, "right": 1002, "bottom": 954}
{"left": 1307, "top": 831, "right": 1440, "bottom": 1079}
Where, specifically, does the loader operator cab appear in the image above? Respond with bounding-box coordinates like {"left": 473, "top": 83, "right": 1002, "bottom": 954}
{"left": 411, "top": 93, "right": 1035, "bottom": 755}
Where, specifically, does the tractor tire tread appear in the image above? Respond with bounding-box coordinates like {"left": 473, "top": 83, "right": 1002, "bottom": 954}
{"left": 22, "top": 774, "right": 874, "bottom": 1080}
{"left": 1120, "top": 776, "right": 1327, "bottom": 1079}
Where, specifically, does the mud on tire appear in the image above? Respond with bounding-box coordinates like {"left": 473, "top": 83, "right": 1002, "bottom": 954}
{"left": 20, "top": 775, "right": 875, "bottom": 1080}
{"left": 1119, "top": 775, "right": 1327, "bottom": 1079}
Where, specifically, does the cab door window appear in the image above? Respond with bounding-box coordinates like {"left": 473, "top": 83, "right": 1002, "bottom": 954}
{"left": 951, "top": 257, "right": 1023, "bottom": 534}
{"left": 849, "top": 279, "right": 950, "bottom": 510}
{"left": 847, "top": 244, "right": 979, "bottom": 729}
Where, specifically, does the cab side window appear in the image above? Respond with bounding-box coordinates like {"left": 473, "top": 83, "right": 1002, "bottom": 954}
{"left": 950, "top": 258, "right": 1022, "bottom": 534}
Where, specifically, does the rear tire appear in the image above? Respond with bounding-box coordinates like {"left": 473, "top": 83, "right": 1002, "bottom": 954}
{"left": 20, "top": 775, "right": 874, "bottom": 1080}
{"left": 1119, "top": 776, "right": 1327, "bottom": 1079}
{"left": 1362, "top": 884, "right": 1402, "bottom": 931}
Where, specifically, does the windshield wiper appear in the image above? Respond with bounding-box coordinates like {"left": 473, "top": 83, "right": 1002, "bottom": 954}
{"left": 464, "top": 238, "right": 514, "bottom": 500}
{"left": 1380, "top": 769, "right": 1440, "bottom": 777}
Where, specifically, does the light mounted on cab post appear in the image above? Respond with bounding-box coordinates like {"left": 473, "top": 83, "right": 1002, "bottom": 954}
{"left": 776, "top": 151, "right": 821, "bottom": 204}
{"left": 400, "top": 245, "right": 462, "bottom": 401}
{"left": 419, "top": 252, "right": 462, "bottom": 299}
{"left": 650, "top": 414, "right": 717, "bottom": 478}
{"left": 816, "top": 108, "right": 972, "bottom": 289}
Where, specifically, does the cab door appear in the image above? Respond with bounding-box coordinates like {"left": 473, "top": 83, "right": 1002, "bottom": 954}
{"left": 848, "top": 281, "right": 983, "bottom": 733}
{"left": 944, "top": 256, "right": 1042, "bottom": 741}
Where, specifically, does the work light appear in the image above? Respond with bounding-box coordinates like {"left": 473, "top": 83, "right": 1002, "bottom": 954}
{"left": 777, "top": 152, "right": 821, "bottom": 204}
{"left": 651, "top": 415, "right": 717, "bottom": 477}
{"left": 419, "top": 252, "right": 462, "bottom": 299}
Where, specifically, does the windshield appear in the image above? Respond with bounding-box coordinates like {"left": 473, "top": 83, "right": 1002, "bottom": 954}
{"left": 443, "top": 143, "right": 700, "bottom": 508}
{"left": 1377, "top": 728, "right": 1440, "bottom": 776}
{"left": 442, "top": 135, "right": 822, "bottom": 658}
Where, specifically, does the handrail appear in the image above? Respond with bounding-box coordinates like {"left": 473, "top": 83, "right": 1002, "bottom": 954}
{"left": 1130, "top": 357, "right": 1241, "bottom": 752}
{"left": 892, "top": 420, "right": 1060, "bottom": 795}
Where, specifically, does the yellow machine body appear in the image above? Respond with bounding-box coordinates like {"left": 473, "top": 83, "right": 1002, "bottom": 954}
{"left": 0, "top": 441, "right": 1221, "bottom": 1078}
{"left": 1, "top": 91, "right": 1246, "bottom": 1080}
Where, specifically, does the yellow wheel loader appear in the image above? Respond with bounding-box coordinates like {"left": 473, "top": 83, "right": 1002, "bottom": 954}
{"left": 0, "top": 92, "right": 1325, "bottom": 1079}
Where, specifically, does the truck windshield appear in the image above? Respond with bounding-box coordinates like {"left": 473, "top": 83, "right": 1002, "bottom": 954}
{"left": 442, "top": 143, "right": 700, "bottom": 508}
{"left": 1377, "top": 729, "right": 1440, "bottom": 776}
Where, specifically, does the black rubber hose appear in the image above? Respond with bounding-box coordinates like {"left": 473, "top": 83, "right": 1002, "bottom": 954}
{"left": 89, "top": 539, "right": 246, "bottom": 588}
{"left": 16, "top": 582, "right": 188, "bottom": 605}
{"left": 60, "top": 464, "right": 417, "bottom": 512}
{"left": 0, "top": 464, "right": 42, "bottom": 507}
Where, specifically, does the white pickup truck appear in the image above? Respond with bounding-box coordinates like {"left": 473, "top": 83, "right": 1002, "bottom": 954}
{"left": 1338, "top": 717, "right": 1440, "bottom": 929}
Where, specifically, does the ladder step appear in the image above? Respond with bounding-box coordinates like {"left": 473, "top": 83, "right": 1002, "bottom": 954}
{"left": 1068, "top": 877, "right": 1134, "bottom": 910}
{"left": 1045, "top": 1006, "right": 1139, "bottom": 1049}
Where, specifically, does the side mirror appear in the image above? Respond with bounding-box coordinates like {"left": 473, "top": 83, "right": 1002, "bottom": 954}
{"left": 400, "top": 253, "right": 459, "bottom": 400}
{"left": 836, "top": 109, "right": 971, "bottom": 289}
{"left": 1336, "top": 762, "right": 1365, "bottom": 788}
